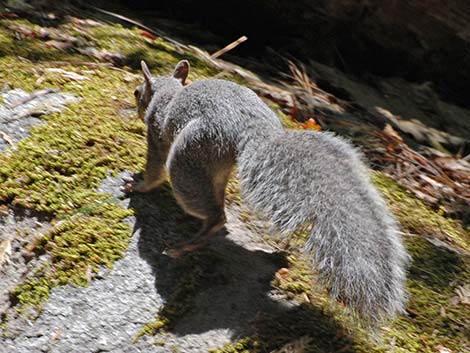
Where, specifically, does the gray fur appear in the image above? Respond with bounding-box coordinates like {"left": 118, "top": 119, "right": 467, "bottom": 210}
{"left": 136, "top": 61, "right": 408, "bottom": 322}
{"left": 238, "top": 131, "right": 409, "bottom": 321}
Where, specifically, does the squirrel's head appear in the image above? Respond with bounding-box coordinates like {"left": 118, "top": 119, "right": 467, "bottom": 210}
{"left": 135, "top": 60, "right": 190, "bottom": 120}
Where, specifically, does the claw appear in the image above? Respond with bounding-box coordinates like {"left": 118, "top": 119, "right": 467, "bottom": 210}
{"left": 122, "top": 175, "right": 135, "bottom": 183}
{"left": 120, "top": 176, "right": 150, "bottom": 193}
{"left": 164, "top": 248, "right": 185, "bottom": 259}
{"left": 120, "top": 182, "right": 135, "bottom": 194}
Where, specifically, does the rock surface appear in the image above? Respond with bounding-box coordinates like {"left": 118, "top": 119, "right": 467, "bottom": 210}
{"left": 0, "top": 88, "right": 80, "bottom": 151}
{"left": 2, "top": 173, "right": 289, "bottom": 353}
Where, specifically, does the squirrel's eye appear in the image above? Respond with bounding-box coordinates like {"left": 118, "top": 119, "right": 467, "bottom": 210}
{"left": 134, "top": 88, "right": 140, "bottom": 98}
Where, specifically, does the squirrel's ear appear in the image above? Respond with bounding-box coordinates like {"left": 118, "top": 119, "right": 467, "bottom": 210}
{"left": 141, "top": 60, "right": 152, "bottom": 85}
{"left": 173, "top": 60, "right": 190, "bottom": 84}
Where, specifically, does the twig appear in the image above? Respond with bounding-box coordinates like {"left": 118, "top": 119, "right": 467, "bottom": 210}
{"left": 89, "top": 7, "right": 161, "bottom": 38}
{"left": 405, "top": 148, "right": 455, "bottom": 185}
{"left": 7, "top": 89, "right": 58, "bottom": 109}
{"left": 46, "top": 60, "right": 132, "bottom": 74}
{"left": 334, "top": 44, "right": 349, "bottom": 72}
{"left": 210, "top": 36, "right": 248, "bottom": 59}
{"left": 0, "top": 238, "right": 12, "bottom": 268}
{"left": 47, "top": 60, "right": 112, "bottom": 68}
{"left": 86, "top": 6, "right": 185, "bottom": 48}
{"left": 0, "top": 131, "right": 14, "bottom": 146}
{"left": 211, "top": 71, "right": 229, "bottom": 79}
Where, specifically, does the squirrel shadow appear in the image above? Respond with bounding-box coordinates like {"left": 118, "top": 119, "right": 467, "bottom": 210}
{"left": 128, "top": 183, "right": 361, "bottom": 352}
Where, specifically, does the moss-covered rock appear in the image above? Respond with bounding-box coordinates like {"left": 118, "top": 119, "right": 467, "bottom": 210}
{"left": 0, "top": 16, "right": 190, "bottom": 313}
{"left": 1, "top": 14, "right": 469, "bottom": 353}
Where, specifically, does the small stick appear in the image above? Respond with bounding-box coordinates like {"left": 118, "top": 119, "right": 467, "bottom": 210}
{"left": 47, "top": 60, "right": 112, "bottom": 67}
{"left": 46, "top": 60, "right": 132, "bottom": 74}
{"left": 210, "top": 36, "right": 248, "bottom": 59}
{"left": 90, "top": 7, "right": 160, "bottom": 38}
{"left": 7, "top": 89, "right": 58, "bottom": 109}
{"left": 0, "top": 131, "right": 14, "bottom": 146}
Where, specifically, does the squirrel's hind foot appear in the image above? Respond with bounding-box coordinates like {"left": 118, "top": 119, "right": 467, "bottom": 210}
{"left": 164, "top": 212, "right": 226, "bottom": 259}
{"left": 121, "top": 176, "right": 163, "bottom": 194}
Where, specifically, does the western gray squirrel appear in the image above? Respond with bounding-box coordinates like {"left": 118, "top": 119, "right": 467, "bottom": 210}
{"left": 125, "top": 60, "right": 409, "bottom": 322}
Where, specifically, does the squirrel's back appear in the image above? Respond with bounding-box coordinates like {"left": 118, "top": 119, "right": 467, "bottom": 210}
{"left": 163, "top": 79, "right": 283, "bottom": 149}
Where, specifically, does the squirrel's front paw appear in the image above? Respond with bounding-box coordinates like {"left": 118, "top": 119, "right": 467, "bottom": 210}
{"left": 120, "top": 176, "right": 145, "bottom": 193}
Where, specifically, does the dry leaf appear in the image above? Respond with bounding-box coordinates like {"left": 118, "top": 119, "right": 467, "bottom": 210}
{"left": 0, "top": 131, "right": 14, "bottom": 146}
{"left": 78, "top": 47, "right": 126, "bottom": 65}
{"left": 45, "top": 68, "right": 89, "bottom": 81}
{"left": 455, "top": 284, "right": 470, "bottom": 305}
{"left": 434, "top": 344, "right": 452, "bottom": 353}
{"left": 302, "top": 118, "right": 321, "bottom": 131}
{"left": 0, "top": 238, "right": 12, "bottom": 268}
{"left": 140, "top": 30, "right": 157, "bottom": 40}
{"left": 69, "top": 17, "right": 102, "bottom": 27}
{"left": 51, "top": 327, "right": 62, "bottom": 342}
{"left": 383, "top": 123, "right": 403, "bottom": 143}
{"left": 45, "top": 40, "right": 74, "bottom": 50}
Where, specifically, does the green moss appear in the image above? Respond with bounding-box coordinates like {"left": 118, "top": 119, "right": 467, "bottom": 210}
{"left": 135, "top": 319, "right": 169, "bottom": 340}
{"left": 386, "top": 236, "right": 470, "bottom": 353}
{"left": 0, "top": 17, "right": 169, "bottom": 314}
{"left": 87, "top": 24, "right": 220, "bottom": 78}
{"left": 272, "top": 255, "right": 313, "bottom": 298}
{"left": 0, "top": 60, "right": 143, "bottom": 312}
{"left": 10, "top": 226, "right": 134, "bottom": 313}
{"left": 209, "top": 337, "right": 253, "bottom": 353}
{"left": 10, "top": 277, "right": 52, "bottom": 309}
{"left": 0, "top": 59, "right": 145, "bottom": 213}
{"left": 0, "top": 20, "right": 89, "bottom": 63}
{"left": 0, "top": 18, "right": 219, "bottom": 81}
{"left": 373, "top": 173, "right": 469, "bottom": 251}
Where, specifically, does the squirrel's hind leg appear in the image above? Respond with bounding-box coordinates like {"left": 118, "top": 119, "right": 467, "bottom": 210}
{"left": 165, "top": 123, "right": 234, "bottom": 257}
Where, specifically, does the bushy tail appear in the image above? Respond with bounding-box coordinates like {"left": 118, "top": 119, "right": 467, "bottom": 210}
{"left": 237, "top": 129, "right": 408, "bottom": 321}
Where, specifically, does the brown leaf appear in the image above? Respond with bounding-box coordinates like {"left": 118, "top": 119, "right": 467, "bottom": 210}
{"left": 69, "top": 17, "right": 103, "bottom": 28}
{"left": 302, "top": 118, "right": 321, "bottom": 131}
{"left": 455, "top": 284, "right": 470, "bottom": 305}
{"left": 45, "top": 68, "right": 89, "bottom": 81}
{"left": 434, "top": 344, "right": 453, "bottom": 353}
{"left": 0, "top": 131, "right": 14, "bottom": 146}
{"left": 383, "top": 123, "right": 403, "bottom": 143}
{"left": 78, "top": 47, "right": 126, "bottom": 65}
{"left": 140, "top": 30, "right": 158, "bottom": 40}
{"left": 0, "top": 238, "right": 12, "bottom": 268}
{"left": 45, "top": 40, "right": 73, "bottom": 50}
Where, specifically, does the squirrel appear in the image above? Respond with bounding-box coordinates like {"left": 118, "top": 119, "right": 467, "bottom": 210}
{"left": 124, "top": 60, "right": 409, "bottom": 322}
